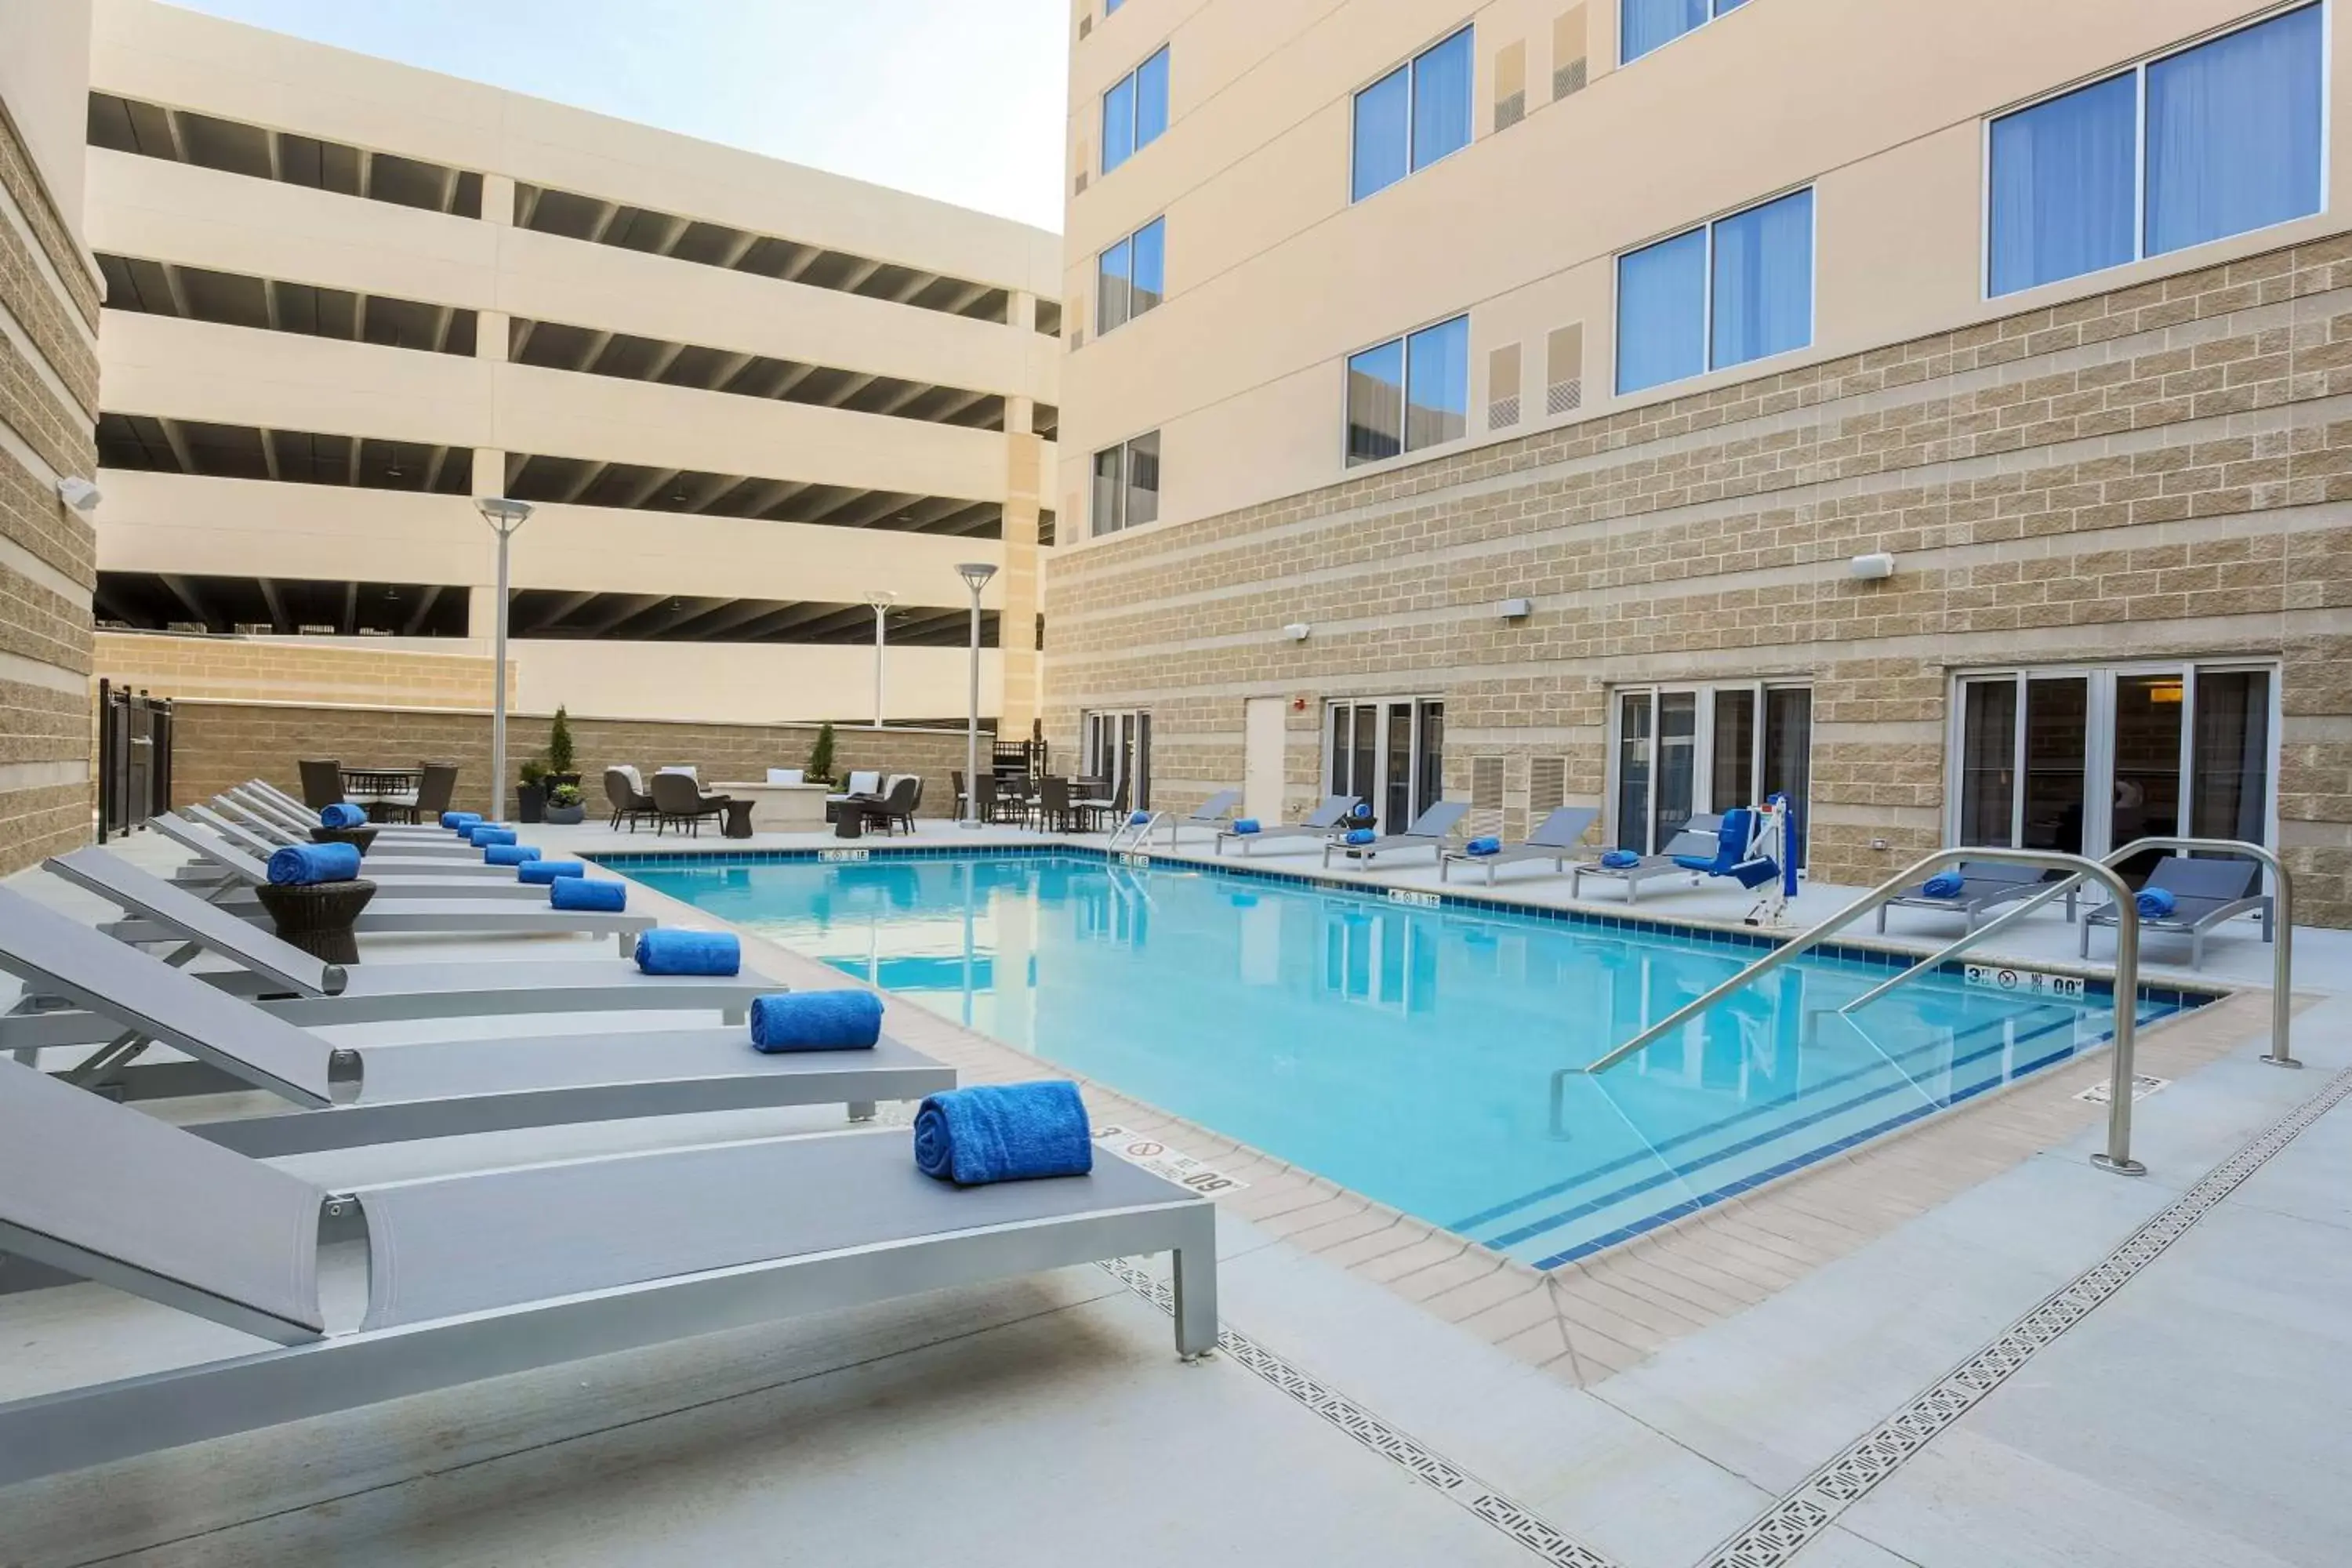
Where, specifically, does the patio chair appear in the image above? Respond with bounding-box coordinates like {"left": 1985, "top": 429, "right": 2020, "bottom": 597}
{"left": 1035, "top": 776, "right": 1076, "bottom": 833}
{"left": 410, "top": 761, "right": 459, "bottom": 826}
{"left": 0, "top": 884, "right": 949, "bottom": 1153}
{"left": 296, "top": 758, "right": 345, "bottom": 811}
{"left": 1568, "top": 813, "right": 1730, "bottom": 904}
{"left": 2081, "top": 855, "right": 2273, "bottom": 968}
{"left": 1216, "top": 794, "right": 1359, "bottom": 855}
{"left": 1439, "top": 805, "right": 1601, "bottom": 885}
{"left": 1324, "top": 800, "right": 1470, "bottom": 869}
{"left": 0, "top": 848, "right": 789, "bottom": 1053}
{"left": 0, "top": 1050, "right": 1214, "bottom": 1488}
{"left": 869, "top": 775, "right": 920, "bottom": 835}
{"left": 1074, "top": 775, "right": 1127, "bottom": 833}
{"left": 1161, "top": 788, "right": 1242, "bottom": 845}
{"left": 651, "top": 771, "right": 729, "bottom": 837}
{"left": 971, "top": 773, "right": 999, "bottom": 824}
{"left": 1877, "top": 861, "right": 2077, "bottom": 933}
{"left": 604, "top": 766, "right": 659, "bottom": 832}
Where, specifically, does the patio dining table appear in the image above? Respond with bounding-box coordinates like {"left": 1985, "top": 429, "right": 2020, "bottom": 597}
{"left": 341, "top": 765, "right": 424, "bottom": 822}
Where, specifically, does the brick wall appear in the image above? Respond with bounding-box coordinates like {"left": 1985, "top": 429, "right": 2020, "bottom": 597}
{"left": 94, "top": 631, "right": 508, "bottom": 709}
{"left": 169, "top": 702, "right": 987, "bottom": 822}
{"left": 0, "top": 93, "right": 98, "bottom": 877}
{"left": 1044, "top": 232, "right": 2352, "bottom": 925}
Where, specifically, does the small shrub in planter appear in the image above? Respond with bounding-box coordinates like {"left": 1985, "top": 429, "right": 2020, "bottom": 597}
{"left": 544, "top": 782, "right": 586, "bottom": 826}
{"left": 517, "top": 757, "right": 550, "bottom": 824}
{"left": 545, "top": 706, "right": 579, "bottom": 789}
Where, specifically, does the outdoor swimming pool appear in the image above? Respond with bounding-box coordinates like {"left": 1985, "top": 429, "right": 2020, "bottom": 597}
{"left": 619, "top": 851, "right": 2198, "bottom": 1267}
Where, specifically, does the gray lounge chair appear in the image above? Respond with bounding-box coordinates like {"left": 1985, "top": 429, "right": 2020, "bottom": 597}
{"left": 1160, "top": 788, "right": 1242, "bottom": 846}
{"left": 0, "top": 1052, "right": 1214, "bottom": 1486}
{"left": 0, "top": 848, "right": 783, "bottom": 1053}
{"left": 156, "top": 815, "right": 550, "bottom": 901}
{"left": 2081, "top": 855, "right": 2273, "bottom": 968}
{"left": 226, "top": 788, "right": 476, "bottom": 858}
{"left": 1877, "top": 860, "right": 2077, "bottom": 933}
{"left": 238, "top": 781, "right": 459, "bottom": 844}
{"left": 1439, "top": 806, "right": 1601, "bottom": 885}
{"left": 0, "top": 884, "right": 951, "bottom": 1153}
{"left": 1568, "top": 814, "right": 1726, "bottom": 904}
{"left": 193, "top": 802, "right": 498, "bottom": 873}
{"left": 1216, "top": 794, "right": 1359, "bottom": 855}
{"left": 1324, "top": 800, "right": 1471, "bottom": 869}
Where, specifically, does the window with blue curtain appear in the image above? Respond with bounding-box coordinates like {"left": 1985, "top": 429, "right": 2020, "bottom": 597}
{"left": 1711, "top": 187, "right": 1812, "bottom": 372}
{"left": 1352, "top": 27, "right": 1474, "bottom": 203}
{"left": 1346, "top": 339, "right": 1406, "bottom": 464}
{"left": 1989, "top": 4, "right": 2324, "bottom": 296}
{"left": 1617, "top": 229, "right": 1708, "bottom": 394}
{"left": 1102, "top": 74, "right": 1138, "bottom": 172}
{"left": 1129, "top": 218, "right": 1167, "bottom": 315}
{"left": 1105, "top": 0, "right": 1125, "bottom": 12}
{"left": 2146, "top": 4, "right": 2322, "bottom": 258}
{"left": 1404, "top": 316, "right": 1470, "bottom": 451}
{"left": 1098, "top": 236, "right": 1134, "bottom": 334}
{"left": 1622, "top": 0, "right": 1744, "bottom": 65}
{"left": 1101, "top": 45, "right": 1170, "bottom": 174}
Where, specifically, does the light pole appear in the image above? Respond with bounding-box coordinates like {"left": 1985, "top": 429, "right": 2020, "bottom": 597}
{"left": 956, "top": 561, "right": 997, "bottom": 829}
{"left": 864, "top": 590, "right": 897, "bottom": 729}
{"left": 476, "top": 496, "right": 535, "bottom": 820}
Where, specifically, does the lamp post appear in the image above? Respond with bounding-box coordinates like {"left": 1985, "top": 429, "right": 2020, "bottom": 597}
{"left": 955, "top": 561, "right": 997, "bottom": 829}
{"left": 476, "top": 496, "right": 535, "bottom": 820}
{"left": 864, "top": 590, "right": 897, "bottom": 729}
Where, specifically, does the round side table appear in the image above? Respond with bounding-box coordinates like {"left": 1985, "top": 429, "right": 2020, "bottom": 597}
{"left": 253, "top": 878, "right": 379, "bottom": 964}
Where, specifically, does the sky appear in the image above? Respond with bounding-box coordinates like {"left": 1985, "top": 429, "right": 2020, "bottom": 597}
{"left": 165, "top": 0, "right": 1072, "bottom": 231}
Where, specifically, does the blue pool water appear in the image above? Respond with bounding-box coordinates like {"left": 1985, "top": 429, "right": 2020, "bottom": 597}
{"left": 620, "top": 852, "right": 2193, "bottom": 1267}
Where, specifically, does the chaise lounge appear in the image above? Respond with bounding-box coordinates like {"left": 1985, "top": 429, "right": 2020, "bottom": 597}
{"left": 1439, "top": 805, "right": 1600, "bottom": 885}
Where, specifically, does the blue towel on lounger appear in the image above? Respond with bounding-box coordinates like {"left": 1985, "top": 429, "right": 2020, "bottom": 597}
{"left": 637, "top": 929, "right": 741, "bottom": 976}
{"left": 1344, "top": 828, "right": 1377, "bottom": 845}
{"left": 750, "top": 989, "right": 881, "bottom": 1051}
{"left": 2136, "top": 887, "right": 2176, "bottom": 920}
{"left": 442, "top": 811, "right": 481, "bottom": 831}
{"left": 1921, "top": 871, "right": 1966, "bottom": 899}
{"left": 483, "top": 844, "right": 542, "bottom": 866}
{"left": 1601, "top": 848, "right": 1642, "bottom": 869}
{"left": 517, "top": 859, "right": 587, "bottom": 884}
{"left": 1465, "top": 836, "right": 1501, "bottom": 856}
{"left": 470, "top": 826, "right": 517, "bottom": 848}
{"left": 913, "top": 1080, "right": 1093, "bottom": 1185}
{"left": 318, "top": 803, "right": 367, "bottom": 829}
{"left": 1230, "top": 818, "right": 1260, "bottom": 834}
{"left": 266, "top": 842, "right": 361, "bottom": 885}
{"left": 550, "top": 876, "right": 625, "bottom": 912}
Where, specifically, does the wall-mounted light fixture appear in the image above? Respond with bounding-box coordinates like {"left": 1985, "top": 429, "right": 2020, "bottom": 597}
{"left": 1282, "top": 622, "right": 1312, "bottom": 641}
{"left": 56, "top": 477, "right": 100, "bottom": 514}
{"left": 1497, "top": 597, "right": 1533, "bottom": 620}
{"left": 1849, "top": 552, "right": 1896, "bottom": 582}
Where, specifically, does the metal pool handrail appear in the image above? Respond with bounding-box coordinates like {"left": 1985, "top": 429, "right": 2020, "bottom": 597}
{"left": 1554, "top": 848, "right": 2151, "bottom": 1177}
{"left": 1840, "top": 837, "right": 2295, "bottom": 1070}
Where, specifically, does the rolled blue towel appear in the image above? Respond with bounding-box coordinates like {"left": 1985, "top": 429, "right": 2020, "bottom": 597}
{"left": 469, "top": 826, "right": 517, "bottom": 848}
{"left": 517, "top": 859, "right": 588, "bottom": 884}
{"left": 1600, "top": 848, "right": 1642, "bottom": 869}
{"left": 265, "top": 841, "right": 361, "bottom": 885}
{"left": 1465, "top": 836, "right": 1502, "bottom": 857}
{"left": 637, "top": 928, "right": 741, "bottom": 976}
{"left": 550, "top": 876, "right": 626, "bottom": 912}
{"left": 1231, "top": 818, "right": 1261, "bottom": 834}
{"left": 441, "top": 811, "right": 482, "bottom": 831}
{"left": 1344, "top": 827, "right": 1377, "bottom": 846}
{"left": 483, "top": 844, "right": 543, "bottom": 866}
{"left": 1921, "top": 871, "right": 1966, "bottom": 899}
{"left": 751, "top": 989, "right": 881, "bottom": 1051}
{"left": 318, "top": 802, "right": 368, "bottom": 829}
{"left": 913, "top": 1080, "right": 1093, "bottom": 1185}
{"left": 2136, "top": 887, "right": 2177, "bottom": 920}
{"left": 1128, "top": 811, "right": 1152, "bottom": 826}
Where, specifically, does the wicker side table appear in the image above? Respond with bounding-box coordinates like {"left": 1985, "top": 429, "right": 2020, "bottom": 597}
{"left": 253, "top": 879, "right": 378, "bottom": 964}
{"left": 309, "top": 826, "right": 380, "bottom": 855}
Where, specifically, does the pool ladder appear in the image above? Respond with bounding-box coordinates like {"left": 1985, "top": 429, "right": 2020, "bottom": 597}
{"left": 1549, "top": 838, "right": 2294, "bottom": 1181}
{"left": 1107, "top": 811, "right": 1167, "bottom": 854}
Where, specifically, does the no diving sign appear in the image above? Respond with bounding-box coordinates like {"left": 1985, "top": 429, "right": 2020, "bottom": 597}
{"left": 1093, "top": 1124, "right": 1250, "bottom": 1197}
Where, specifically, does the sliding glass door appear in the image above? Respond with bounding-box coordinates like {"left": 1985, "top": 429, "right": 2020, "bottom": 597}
{"left": 1326, "top": 697, "right": 1444, "bottom": 833}
{"left": 1080, "top": 710, "right": 1152, "bottom": 809}
{"left": 1611, "top": 683, "right": 1812, "bottom": 861}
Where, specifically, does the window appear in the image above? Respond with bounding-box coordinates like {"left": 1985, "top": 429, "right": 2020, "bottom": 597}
{"left": 1988, "top": 4, "right": 2322, "bottom": 296}
{"left": 1091, "top": 430, "right": 1160, "bottom": 535}
{"left": 1617, "top": 187, "right": 1811, "bottom": 394}
{"left": 1105, "top": 0, "right": 1125, "bottom": 11}
{"left": 1326, "top": 699, "right": 1445, "bottom": 835}
{"left": 1102, "top": 45, "right": 1171, "bottom": 173}
{"left": 1347, "top": 314, "right": 1469, "bottom": 465}
{"left": 1621, "top": 0, "right": 1748, "bottom": 66}
{"left": 1097, "top": 216, "right": 1166, "bottom": 334}
{"left": 1610, "top": 682, "right": 1810, "bottom": 863}
{"left": 1352, "top": 27, "right": 1474, "bottom": 201}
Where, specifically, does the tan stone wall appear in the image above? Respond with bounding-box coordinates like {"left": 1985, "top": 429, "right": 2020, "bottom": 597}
{"left": 1044, "top": 233, "right": 2352, "bottom": 925}
{"left": 0, "top": 88, "right": 98, "bottom": 877}
{"left": 94, "top": 631, "right": 509, "bottom": 709}
{"left": 169, "top": 702, "right": 985, "bottom": 823}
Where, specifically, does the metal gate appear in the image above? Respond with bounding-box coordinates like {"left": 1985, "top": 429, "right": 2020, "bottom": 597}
{"left": 96, "top": 679, "right": 172, "bottom": 843}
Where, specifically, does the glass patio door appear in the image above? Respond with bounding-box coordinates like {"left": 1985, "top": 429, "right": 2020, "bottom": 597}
{"left": 1613, "top": 684, "right": 1813, "bottom": 861}
{"left": 1327, "top": 698, "right": 1443, "bottom": 833}
{"left": 1081, "top": 710, "right": 1152, "bottom": 809}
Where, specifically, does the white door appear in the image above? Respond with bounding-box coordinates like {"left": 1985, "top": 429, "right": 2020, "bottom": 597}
{"left": 1243, "top": 697, "right": 1286, "bottom": 823}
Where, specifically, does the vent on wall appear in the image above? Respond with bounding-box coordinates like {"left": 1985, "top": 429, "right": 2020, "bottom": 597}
{"left": 1471, "top": 757, "right": 1506, "bottom": 841}
{"left": 1530, "top": 756, "right": 1568, "bottom": 818}
{"left": 1079, "top": 14, "right": 1091, "bottom": 38}
{"left": 1494, "top": 42, "right": 1528, "bottom": 132}
{"left": 1553, "top": 6, "right": 1589, "bottom": 101}
{"left": 1489, "top": 342, "right": 1523, "bottom": 431}
{"left": 1546, "top": 323, "right": 1584, "bottom": 417}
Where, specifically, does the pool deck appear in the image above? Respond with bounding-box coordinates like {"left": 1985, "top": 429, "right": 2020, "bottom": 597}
{"left": 2, "top": 819, "right": 2347, "bottom": 1566}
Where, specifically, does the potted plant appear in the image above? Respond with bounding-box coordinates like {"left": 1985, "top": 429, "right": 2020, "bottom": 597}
{"left": 544, "top": 706, "right": 579, "bottom": 791}
{"left": 517, "top": 757, "right": 549, "bottom": 824}
{"left": 807, "top": 720, "right": 837, "bottom": 787}
{"left": 544, "top": 781, "right": 586, "bottom": 826}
